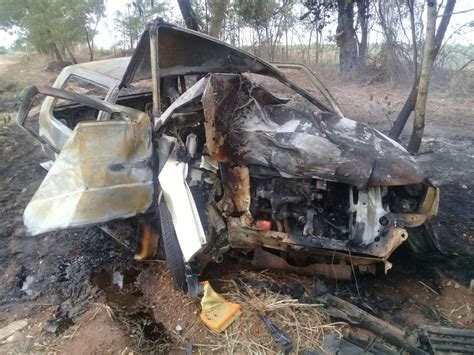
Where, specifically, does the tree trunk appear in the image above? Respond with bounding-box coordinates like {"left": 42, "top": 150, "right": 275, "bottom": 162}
{"left": 407, "top": 0, "right": 437, "bottom": 154}
{"left": 356, "top": 0, "right": 369, "bottom": 67}
{"left": 209, "top": 0, "right": 229, "bottom": 38}
{"left": 60, "top": 45, "right": 66, "bottom": 58}
{"left": 315, "top": 28, "right": 320, "bottom": 65}
{"left": 389, "top": 0, "right": 456, "bottom": 139}
{"left": 64, "top": 43, "right": 78, "bottom": 64}
{"left": 52, "top": 43, "right": 63, "bottom": 62}
{"left": 307, "top": 28, "right": 313, "bottom": 66}
{"left": 85, "top": 28, "right": 94, "bottom": 62}
{"left": 408, "top": 0, "right": 418, "bottom": 84}
{"left": 126, "top": 3, "right": 134, "bottom": 50}
{"left": 336, "top": 0, "right": 359, "bottom": 72}
{"left": 177, "top": 0, "right": 201, "bottom": 31}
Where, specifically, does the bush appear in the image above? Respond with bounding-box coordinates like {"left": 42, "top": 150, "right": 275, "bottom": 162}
{"left": 449, "top": 69, "right": 474, "bottom": 96}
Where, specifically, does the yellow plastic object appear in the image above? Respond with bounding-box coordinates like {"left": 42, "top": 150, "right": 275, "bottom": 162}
{"left": 200, "top": 282, "right": 241, "bottom": 332}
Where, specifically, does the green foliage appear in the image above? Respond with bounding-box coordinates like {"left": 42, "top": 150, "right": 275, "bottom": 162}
{"left": 0, "top": 0, "right": 28, "bottom": 29}
{"left": 231, "top": 0, "right": 295, "bottom": 59}
{"left": 83, "top": 0, "right": 106, "bottom": 40}
{"left": 234, "top": 0, "right": 279, "bottom": 29}
{"left": 0, "top": 0, "right": 105, "bottom": 56}
{"left": 189, "top": 0, "right": 230, "bottom": 33}
{"left": 114, "top": 0, "right": 169, "bottom": 50}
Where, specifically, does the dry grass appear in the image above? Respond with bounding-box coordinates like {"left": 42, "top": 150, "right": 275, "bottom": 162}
{"left": 449, "top": 69, "right": 474, "bottom": 96}
{"left": 173, "top": 271, "right": 346, "bottom": 354}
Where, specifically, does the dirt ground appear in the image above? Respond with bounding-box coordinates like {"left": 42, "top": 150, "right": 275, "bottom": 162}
{"left": 0, "top": 54, "right": 472, "bottom": 353}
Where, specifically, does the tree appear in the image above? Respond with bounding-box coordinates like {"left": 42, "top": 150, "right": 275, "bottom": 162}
{"left": 114, "top": 0, "right": 169, "bottom": 50}
{"left": 177, "top": 0, "right": 202, "bottom": 31}
{"left": 83, "top": 0, "right": 105, "bottom": 61}
{"left": 208, "top": 0, "right": 230, "bottom": 38}
{"left": 336, "top": 0, "right": 359, "bottom": 71}
{"left": 301, "top": 0, "right": 370, "bottom": 72}
{"left": 0, "top": 0, "right": 106, "bottom": 63}
{"left": 389, "top": 0, "right": 457, "bottom": 146}
{"left": 406, "top": 0, "right": 433, "bottom": 153}
{"left": 355, "top": 0, "right": 370, "bottom": 66}
{"left": 234, "top": 0, "right": 294, "bottom": 60}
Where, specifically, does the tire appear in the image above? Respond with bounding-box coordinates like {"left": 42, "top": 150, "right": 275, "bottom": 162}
{"left": 159, "top": 201, "right": 187, "bottom": 291}
{"left": 407, "top": 221, "right": 444, "bottom": 257}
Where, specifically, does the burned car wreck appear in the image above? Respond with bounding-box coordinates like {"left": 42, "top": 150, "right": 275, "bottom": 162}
{"left": 17, "top": 21, "right": 439, "bottom": 291}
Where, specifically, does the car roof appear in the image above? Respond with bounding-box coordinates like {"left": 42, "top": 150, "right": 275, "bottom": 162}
{"left": 120, "top": 20, "right": 332, "bottom": 112}
{"left": 66, "top": 57, "right": 131, "bottom": 82}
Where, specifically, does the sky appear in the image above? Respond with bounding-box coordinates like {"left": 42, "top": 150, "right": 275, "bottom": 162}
{"left": 0, "top": 0, "right": 473, "bottom": 50}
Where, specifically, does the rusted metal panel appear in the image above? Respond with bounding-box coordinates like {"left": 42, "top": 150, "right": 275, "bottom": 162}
{"left": 251, "top": 247, "right": 352, "bottom": 280}
{"left": 22, "top": 87, "right": 154, "bottom": 235}
{"left": 202, "top": 74, "right": 424, "bottom": 189}
{"left": 218, "top": 166, "right": 251, "bottom": 215}
{"left": 226, "top": 225, "right": 407, "bottom": 261}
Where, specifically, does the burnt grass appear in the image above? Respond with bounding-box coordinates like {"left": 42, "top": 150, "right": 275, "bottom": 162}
{"left": 0, "top": 92, "right": 473, "bottom": 346}
{"left": 0, "top": 123, "right": 140, "bottom": 325}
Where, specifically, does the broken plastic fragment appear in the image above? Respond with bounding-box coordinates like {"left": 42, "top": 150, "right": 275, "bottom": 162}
{"left": 112, "top": 271, "right": 124, "bottom": 290}
{"left": 261, "top": 315, "right": 293, "bottom": 354}
{"left": 199, "top": 282, "right": 241, "bottom": 332}
{"left": 21, "top": 275, "right": 35, "bottom": 296}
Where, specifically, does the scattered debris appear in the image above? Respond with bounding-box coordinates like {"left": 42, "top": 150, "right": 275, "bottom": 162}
{"left": 260, "top": 314, "right": 293, "bottom": 354}
{"left": 92, "top": 303, "right": 115, "bottom": 321}
{"left": 314, "top": 277, "right": 330, "bottom": 296}
{"left": 199, "top": 282, "right": 241, "bottom": 332}
{"left": 251, "top": 247, "right": 352, "bottom": 280}
{"left": 317, "top": 294, "right": 424, "bottom": 354}
{"left": 320, "top": 334, "right": 398, "bottom": 354}
{"left": 418, "top": 324, "right": 474, "bottom": 353}
{"left": 0, "top": 320, "right": 28, "bottom": 341}
{"left": 418, "top": 280, "right": 439, "bottom": 295}
{"left": 46, "top": 315, "right": 73, "bottom": 334}
{"left": 21, "top": 275, "right": 35, "bottom": 296}
{"left": 112, "top": 271, "right": 124, "bottom": 290}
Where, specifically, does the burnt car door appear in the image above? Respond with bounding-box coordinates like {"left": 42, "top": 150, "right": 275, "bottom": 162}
{"left": 17, "top": 85, "right": 154, "bottom": 235}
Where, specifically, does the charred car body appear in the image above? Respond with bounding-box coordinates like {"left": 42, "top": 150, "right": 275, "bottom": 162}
{"left": 17, "top": 21, "right": 439, "bottom": 290}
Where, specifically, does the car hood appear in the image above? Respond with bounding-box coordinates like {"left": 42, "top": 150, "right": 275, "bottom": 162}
{"left": 160, "top": 74, "right": 424, "bottom": 188}
{"left": 203, "top": 74, "right": 424, "bottom": 188}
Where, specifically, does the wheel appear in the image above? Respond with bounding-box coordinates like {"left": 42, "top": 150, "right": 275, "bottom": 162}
{"left": 159, "top": 201, "right": 187, "bottom": 291}
{"left": 407, "top": 221, "right": 444, "bottom": 257}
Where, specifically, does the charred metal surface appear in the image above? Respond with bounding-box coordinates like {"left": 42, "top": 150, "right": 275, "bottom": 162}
{"left": 220, "top": 166, "right": 251, "bottom": 214}
{"left": 122, "top": 21, "right": 331, "bottom": 112}
{"left": 419, "top": 185, "right": 440, "bottom": 218}
{"left": 122, "top": 23, "right": 283, "bottom": 85}
{"left": 418, "top": 325, "right": 474, "bottom": 354}
{"left": 349, "top": 187, "right": 387, "bottom": 246}
{"left": 319, "top": 294, "right": 425, "bottom": 354}
{"left": 226, "top": 225, "right": 407, "bottom": 261}
{"left": 17, "top": 20, "right": 439, "bottom": 279}
{"left": 22, "top": 89, "right": 154, "bottom": 235}
{"left": 202, "top": 74, "right": 424, "bottom": 189}
{"left": 251, "top": 247, "right": 352, "bottom": 280}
